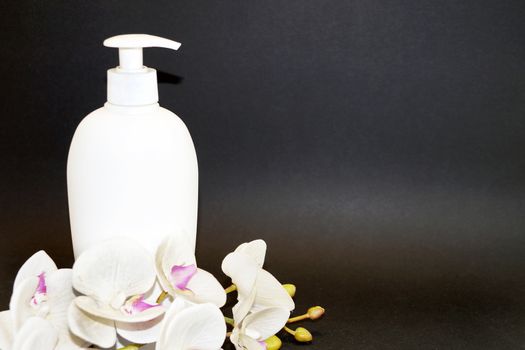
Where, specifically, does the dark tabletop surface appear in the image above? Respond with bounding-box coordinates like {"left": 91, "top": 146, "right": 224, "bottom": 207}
{"left": 2, "top": 188, "right": 525, "bottom": 349}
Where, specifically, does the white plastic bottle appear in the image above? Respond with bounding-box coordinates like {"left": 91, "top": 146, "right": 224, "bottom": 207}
{"left": 67, "top": 34, "right": 198, "bottom": 258}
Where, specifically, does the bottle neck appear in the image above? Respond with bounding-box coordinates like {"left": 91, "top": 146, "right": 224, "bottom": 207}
{"left": 107, "top": 67, "right": 158, "bottom": 106}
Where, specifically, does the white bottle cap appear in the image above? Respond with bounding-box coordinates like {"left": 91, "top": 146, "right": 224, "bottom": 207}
{"left": 103, "top": 34, "right": 181, "bottom": 106}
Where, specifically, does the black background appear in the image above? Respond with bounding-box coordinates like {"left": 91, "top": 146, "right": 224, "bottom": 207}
{"left": 1, "top": 1, "right": 525, "bottom": 349}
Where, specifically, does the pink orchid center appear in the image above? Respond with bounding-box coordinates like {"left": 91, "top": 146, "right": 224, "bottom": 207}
{"left": 121, "top": 295, "right": 160, "bottom": 315}
{"left": 170, "top": 264, "right": 197, "bottom": 291}
{"left": 258, "top": 340, "right": 268, "bottom": 350}
{"left": 30, "top": 272, "right": 48, "bottom": 307}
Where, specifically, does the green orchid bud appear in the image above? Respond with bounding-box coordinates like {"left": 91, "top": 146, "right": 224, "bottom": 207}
{"left": 307, "top": 306, "right": 325, "bottom": 320}
{"left": 117, "top": 345, "right": 141, "bottom": 350}
{"left": 265, "top": 335, "right": 282, "bottom": 350}
{"left": 294, "top": 327, "right": 313, "bottom": 342}
{"left": 282, "top": 284, "right": 296, "bottom": 297}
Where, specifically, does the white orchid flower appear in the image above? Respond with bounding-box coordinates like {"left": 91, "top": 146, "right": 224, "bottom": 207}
{"left": 68, "top": 238, "right": 165, "bottom": 348}
{"left": 156, "top": 298, "right": 226, "bottom": 350}
{"left": 155, "top": 234, "right": 226, "bottom": 307}
{"left": 0, "top": 251, "right": 87, "bottom": 350}
{"left": 230, "top": 307, "right": 289, "bottom": 350}
{"left": 221, "top": 240, "right": 294, "bottom": 321}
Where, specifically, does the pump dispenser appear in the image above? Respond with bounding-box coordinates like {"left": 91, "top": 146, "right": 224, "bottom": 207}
{"left": 67, "top": 34, "right": 198, "bottom": 258}
{"left": 104, "top": 34, "right": 181, "bottom": 106}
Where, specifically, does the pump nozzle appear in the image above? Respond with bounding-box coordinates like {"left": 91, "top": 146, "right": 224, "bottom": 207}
{"left": 104, "top": 34, "right": 181, "bottom": 106}
{"left": 104, "top": 34, "right": 181, "bottom": 71}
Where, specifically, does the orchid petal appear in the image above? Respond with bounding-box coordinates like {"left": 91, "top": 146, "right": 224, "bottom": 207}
{"left": 13, "top": 251, "right": 57, "bottom": 291}
{"left": 231, "top": 330, "right": 266, "bottom": 350}
{"left": 45, "top": 269, "right": 88, "bottom": 348}
{"left": 158, "top": 297, "right": 190, "bottom": 330}
{"left": 9, "top": 276, "right": 39, "bottom": 331}
{"left": 155, "top": 298, "right": 196, "bottom": 348}
{"left": 242, "top": 307, "right": 290, "bottom": 341}
{"left": 152, "top": 297, "right": 190, "bottom": 349}
{"left": 160, "top": 234, "right": 197, "bottom": 268}
{"left": 157, "top": 302, "right": 226, "bottom": 350}
{"left": 232, "top": 287, "right": 257, "bottom": 325}
{"left": 183, "top": 268, "right": 227, "bottom": 307}
{"left": 155, "top": 235, "right": 197, "bottom": 297}
{"left": 221, "top": 252, "right": 258, "bottom": 298}
{"left": 154, "top": 238, "right": 175, "bottom": 295}
{"left": 68, "top": 302, "right": 117, "bottom": 348}
{"left": 222, "top": 252, "right": 258, "bottom": 321}
{"left": 253, "top": 270, "right": 295, "bottom": 312}
{"left": 74, "top": 295, "right": 164, "bottom": 323}
{"left": 116, "top": 314, "right": 164, "bottom": 345}
{"left": 234, "top": 240, "right": 267, "bottom": 268}
{"left": 0, "top": 310, "right": 13, "bottom": 350}
{"left": 241, "top": 335, "right": 267, "bottom": 350}
{"left": 12, "top": 316, "right": 58, "bottom": 350}
{"left": 46, "top": 269, "right": 75, "bottom": 323}
{"left": 72, "top": 238, "right": 156, "bottom": 304}
{"left": 55, "top": 343, "right": 91, "bottom": 350}
{"left": 55, "top": 335, "right": 89, "bottom": 350}
{"left": 171, "top": 264, "right": 197, "bottom": 291}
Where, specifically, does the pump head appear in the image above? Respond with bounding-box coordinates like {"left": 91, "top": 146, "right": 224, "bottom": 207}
{"left": 104, "top": 34, "right": 181, "bottom": 106}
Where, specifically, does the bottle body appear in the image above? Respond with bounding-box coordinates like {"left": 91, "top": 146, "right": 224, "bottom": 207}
{"left": 67, "top": 103, "right": 198, "bottom": 257}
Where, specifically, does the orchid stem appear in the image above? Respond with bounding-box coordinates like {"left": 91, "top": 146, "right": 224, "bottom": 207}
{"left": 224, "top": 316, "right": 235, "bottom": 327}
{"left": 224, "top": 284, "right": 237, "bottom": 294}
{"left": 287, "top": 314, "right": 309, "bottom": 323}
{"left": 283, "top": 326, "right": 296, "bottom": 335}
{"left": 156, "top": 290, "right": 168, "bottom": 304}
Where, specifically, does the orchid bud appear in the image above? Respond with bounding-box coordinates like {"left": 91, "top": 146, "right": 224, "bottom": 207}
{"left": 307, "top": 306, "right": 325, "bottom": 320}
{"left": 282, "top": 284, "right": 296, "bottom": 297}
{"left": 265, "top": 335, "right": 282, "bottom": 350}
{"left": 294, "top": 327, "right": 313, "bottom": 342}
{"left": 117, "top": 345, "right": 140, "bottom": 350}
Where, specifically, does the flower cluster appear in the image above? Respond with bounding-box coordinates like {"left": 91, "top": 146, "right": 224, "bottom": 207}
{"left": 0, "top": 236, "right": 324, "bottom": 350}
